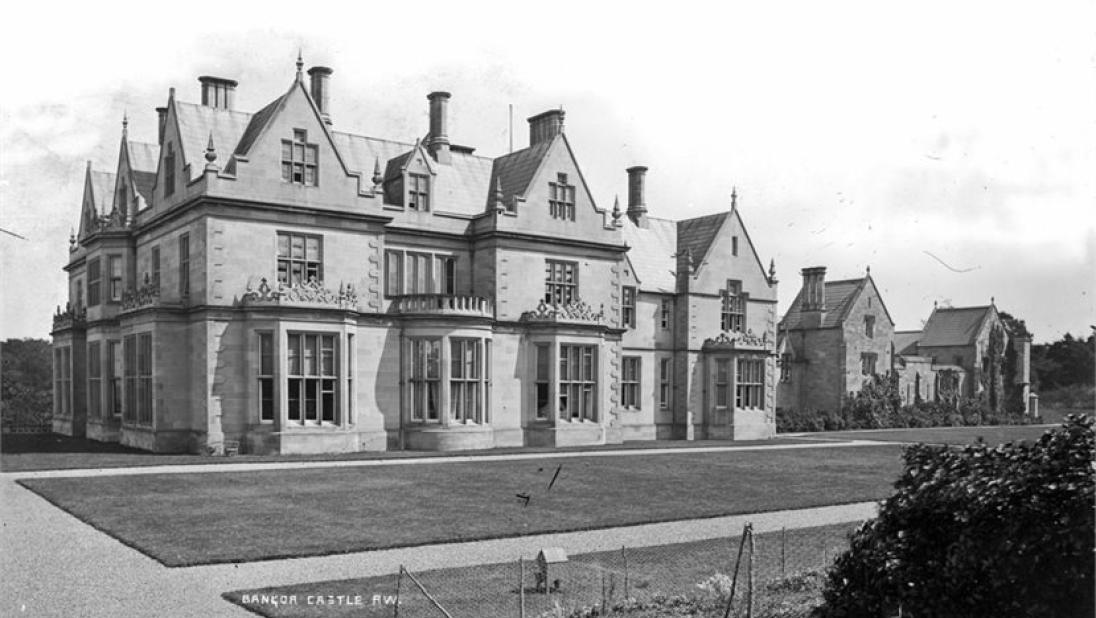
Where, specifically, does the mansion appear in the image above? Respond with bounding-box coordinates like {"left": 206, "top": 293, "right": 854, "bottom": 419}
{"left": 50, "top": 58, "right": 780, "bottom": 454}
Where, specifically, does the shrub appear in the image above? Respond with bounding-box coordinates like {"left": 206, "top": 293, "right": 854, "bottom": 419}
{"left": 818, "top": 415, "right": 1095, "bottom": 618}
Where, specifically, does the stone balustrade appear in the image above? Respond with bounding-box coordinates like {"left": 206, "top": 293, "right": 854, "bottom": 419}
{"left": 390, "top": 294, "right": 495, "bottom": 318}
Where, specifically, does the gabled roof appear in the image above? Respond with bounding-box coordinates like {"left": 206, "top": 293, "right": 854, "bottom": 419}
{"left": 918, "top": 306, "right": 996, "bottom": 347}
{"left": 677, "top": 212, "right": 729, "bottom": 266}
{"left": 89, "top": 171, "right": 116, "bottom": 215}
{"left": 621, "top": 216, "right": 678, "bottom": 293}
{"left": 125, "top": 140, "right": 159, "bottom": 202}
{"left": 894, "top": 330, "right": 922, "bottom": 356}
{"left": 780, "top": 277, "right": 866, "bottom": 330}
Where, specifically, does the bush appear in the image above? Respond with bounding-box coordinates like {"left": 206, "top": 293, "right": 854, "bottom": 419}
{"left": 818, "top": 415, "right": 1095, "bottom": 618}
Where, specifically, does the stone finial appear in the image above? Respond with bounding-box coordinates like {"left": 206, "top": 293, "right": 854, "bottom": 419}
{"left": 769, "top": 258, "right": 778, "bottom": 284}
{"left": 122, "top": 111, "right": 128, "bottom": 136}
{"left": 296, "top": 49, "right": 304, "bottom": 82}
{"left": 372, "top": 157, "right": 383, "bottom": 190}
{"left": 69, "top": 226, "right": 76, "bottom": 249}
{"left": 204, "top": 132, "right": 218, "bottom": 170}
{"left": 731, "top": 186, "right": 738, "bottom": 209}
{"left": 493, "top": 175, "right": 505, "bottom": 213}
{"left": 991, "top": 296, "right": 995, "bottom": 306}
{"left": 611, "top": 194, "right": 622, "bottom": 226}
{"left": 866, "top": 264, "right": 871, "bottom": 275}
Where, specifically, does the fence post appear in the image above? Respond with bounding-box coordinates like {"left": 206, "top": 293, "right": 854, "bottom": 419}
{"left": 746, "top": 523, "right": 755, "bottom": 618}
{"left": 519, "top": 557, "right": 525, "bottom": 618}
{"left": 394, "top": 565, "right": 403, "bottom": 618}
{"left": 781, "top": 526, "right": 786, "bottom": 577}
{"left": 621, "top": 545, "right": 629, "bottom": 600}
{"left": 723, "top": 522, "right": 750, "bottom": 618}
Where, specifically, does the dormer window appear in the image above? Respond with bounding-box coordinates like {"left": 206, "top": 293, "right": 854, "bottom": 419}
{"left": 282, "top": 129, "right": 318, "bottom": 186}
{"left": 408, "top": 173, "right": 430, "bottom": 211}
{"left": 549, "top": 173, "right": 575, "bottom": 221}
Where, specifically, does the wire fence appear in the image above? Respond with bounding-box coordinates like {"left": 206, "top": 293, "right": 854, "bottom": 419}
{"left": 385, "top": 522, "right": 858, "bottom": 618}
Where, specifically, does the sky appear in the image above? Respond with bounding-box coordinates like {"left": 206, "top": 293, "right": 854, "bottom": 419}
{"left": 1, "top": 1, "right": 1093, "bottom": 343}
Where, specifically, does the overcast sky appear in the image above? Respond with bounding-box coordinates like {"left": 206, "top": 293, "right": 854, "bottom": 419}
{"left": 1, "top": 1, "right": 1093, "bottom": 343}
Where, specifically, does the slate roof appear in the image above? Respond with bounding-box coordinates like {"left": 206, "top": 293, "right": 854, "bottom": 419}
{"left": 780, "top": 278, "right": 866, "bottom": 330}
{"left": 175, "top": 101, "right": 253, "bottom": 180}
{"left": 89, "top": 171, "right": 117, "bottom": 215}
{"left": 893, "top": 330, "right": 923, "bottom": 356}
{"left": 126, "top": 141, "right": 160, "bottom": 201}
{"left": 621, "top": 216, "right": 678, "bottom": 293}
{"left": 489, "top": 140, "right": 553, "bottom": 204}
{"left": 918, "top": 306, "right": 994, "bottom": 347}
{"left": 677, "top": 212, "right": 729, "bottom": 266}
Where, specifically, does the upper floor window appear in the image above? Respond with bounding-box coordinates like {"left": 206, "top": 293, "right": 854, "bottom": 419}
{"left": 721, "top": 280, "right": 745, "bottom": 332}
{"left": 861, "top": 352, "right": 878, "bottom": 376}
{"left": 178, "top": 233, "right": 190, "bottom": 297}
{"left": 660, "top": 297, "right": 672, "bottom": 330}
{"left": 75, "top": 280, "right": 84, "bottom": 309}
{"left": 281, "top": 129, "right": 318, "bottom": 186}
{"left": 621, "top": 356, "right": 641, "bottom": 409}
{"left": 164, "top": 143, "right": 176, "bottom": 196}
{"left": 108, "top": 255, "right": 123, "bottom": 302}
{"left": 736, "top": 358, "right": 764, "bottom": 408}
{"left": 545, "top": 260, "right": 578, "bottom": 305}
{"left": 384, "top": 250, "right": 455, "bottom": 296}
{"left": 549, "top": 173, "right": 575, "bottom": 221}
{"left": 864, "top": 315, "right": 875, "bottom": 338}
{"left": 408, "top": 173, "right": 430, "bottom": 211}
{"left": 277, "top": 233, "right": 322, "bottom": 286}
{"left": 88, "top": 258, "right": 102, "bottom": 306}
{"left": 622, "top": 286, "right": 636, "bottom": 329}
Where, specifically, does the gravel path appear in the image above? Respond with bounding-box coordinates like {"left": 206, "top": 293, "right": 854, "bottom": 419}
{"left": 1, "top": 442, "right": 882, "bottom": 617}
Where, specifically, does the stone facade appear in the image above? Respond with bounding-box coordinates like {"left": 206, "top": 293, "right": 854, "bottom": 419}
{"left": 51, "top": 59, "right": 780, "bottom": 454}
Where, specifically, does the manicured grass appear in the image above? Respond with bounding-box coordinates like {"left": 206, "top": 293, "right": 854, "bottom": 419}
{"left": 222, "top": 522, "right": 858, "bottom": 617}
{"left": 17, "top": 445, "right": 902, "bottom": 567}
{"left": 0, "top": 433, "right": 817, "bottom": 473}
{"left": 798, "top": 424, "right": 1055, "bottom": 446}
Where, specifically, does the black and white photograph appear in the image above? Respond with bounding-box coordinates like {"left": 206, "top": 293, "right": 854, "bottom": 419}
{"left": 1, "top": 1, "right": 1093, "bottom": 616}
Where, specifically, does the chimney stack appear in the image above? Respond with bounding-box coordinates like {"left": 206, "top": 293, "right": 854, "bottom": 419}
{"left": 198, "top": 76, "right": 237, "bottom": 110}
{"left": 427, "top": 91, "right": 451, "bottom": 164}
{"left": 308, "top": 66, "right": 333, "bottom": 125}
{"left": 626, "top": 166, "right": 649, "bottom": 227}
{"left": 800, "top": 266, "right": 828, "bottom": 328}
{"left": 527, "top": 109, "right": 565, "bottom": 146}
{"left": 156, "top": 107, "right": 167, "bottom": 145}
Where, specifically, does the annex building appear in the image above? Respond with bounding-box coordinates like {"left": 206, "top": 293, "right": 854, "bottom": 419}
{"left": 50, "top": 57, "right": 779, "bottom": 454}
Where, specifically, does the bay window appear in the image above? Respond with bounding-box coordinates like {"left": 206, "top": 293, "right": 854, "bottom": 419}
{"left": 87, "top": 341, "right": 101, "bottom": 419}
{"left": 736, "top": 358, "right": 764, "bottom": 409}
{"left": 286, "top": 333, "right": 338, "bottom": 424}
{"left": 409, "top": 338, "right": 441, "bottom": 422}
{"left": 559, "top": 344, "right": 597, "bottom": 421}
{"left": 450, "top": 339, "right": 485, "bottom": 423}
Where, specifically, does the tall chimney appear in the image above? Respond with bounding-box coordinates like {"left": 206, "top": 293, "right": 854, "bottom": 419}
{"left": 800, "top": 266, "right": 827, "bottom": 328}
{"left": 308, "top": 66, "right": 333, "bottom": 125}
{"left": 156, "top": 107, "right": 167, "bottom": 145}
{"left": 626, "top": 166, "right": 649, "bottom": 227}
{"left": 527, "top": 109, "right": 565, "bottom": 146}
{"left": 427, "top": 91, "right": 451, "bottom": 164}
{"left": 198, "top": 76, "right": 238, "bottom": 110}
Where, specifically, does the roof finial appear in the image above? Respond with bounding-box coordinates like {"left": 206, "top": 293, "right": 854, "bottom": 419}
{"left": 494, "top": 175, "right": 506, "bottom": 214}
{"left": 371, "top": 157, "right": 383, "bottom": 191}
{"left": 934, "top": 299, "right": 938, "bottom": 309}
{"left": 731, "top": 186, "right": 738, "bottom": 209}
{"left": 204, "top": 132, "right": 218, "bottom": 170}
{"left": 611, "top": 194, "right": 622, "bottom": 222}
{"left": 296, "top": 49, "right": 304, "bottom": 81}
{"left": 122, "top": 111, "right": 128, "bottom": 135}
{"left": 769, "top": 258, "right": 778, "bottom": 284}
{"left": 866, "top": 264, "right": 871, "bottom": 275}
{"left": 991, "top": 296, "right": 995, "bottom": 306}
{"left": 69, "top": 226, "right": 76, "bottom": 249}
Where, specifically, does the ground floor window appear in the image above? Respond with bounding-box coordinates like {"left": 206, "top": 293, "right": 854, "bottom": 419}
{"left": 715, "top": 358, "right": 730, "bottom": 407}
{"left": 535, "top": 344, "right": 550, "bottom": 419}
{"left": 123, "top": 336, "right": 137, "bottom": 423}
{"left": 736, "top": 358, "right": 764, "bottom": 409}
{"left": 54, "top": 347, "right": 71, "bottom": 418}
{"left": 410, "top": 338, "right": 441, "bottom": 422}
{"left": 621, "top": 356, "right": 640, "bottom": 409}
{"left": 137, "top": 333, "right": 153, "bottom": 425}
{"left": 780, "top": 353, "right": 792, "bottom": 382}
{"left": 108, "top": 341, "right": 121, "bottom": 417}
{"left": 87, "top": 341, "right": 101, "bottom": 419}
{"left": 861, "top": 352, "right": 877, "bottom": 376}
{"left": 450, "top": 339, "right": 487, "bottom": 423}
{"left": 258, "top": 332, "right": 274, "bottom": 422}
{"left": 559, "top": 344, "right": 597, "bottom": 421}
{"left": 286, "top": 333, "right": 338, "bottom": 424}
{"left": 659, "top": 357, "right": 672, "bottom": 408}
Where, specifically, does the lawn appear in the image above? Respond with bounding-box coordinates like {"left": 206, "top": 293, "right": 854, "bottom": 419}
{"left": 223, "top": 522, "right": 859, "bottom": 617}
{"left": 17, "top": 445, "right": 903, "bottom": 567}
{"left": 799, "top": 424, "right": 1055, "bottom": 445}
{"left": 0, "top": 433, "right": 816, "bottom": 473}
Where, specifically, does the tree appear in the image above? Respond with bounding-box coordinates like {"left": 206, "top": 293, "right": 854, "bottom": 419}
{"left": 819, "top": 416, "right": 1095, "bottom": 618}
{"left": 1, "top": 338, "right": 53, "bottom": 428}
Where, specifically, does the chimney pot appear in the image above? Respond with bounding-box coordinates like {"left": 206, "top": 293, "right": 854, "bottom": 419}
{"left": 198, "top": 76, "right": 238, "bottom": 110}
{"left": 427, "top": 91, "right": 451, "bottom": 164}
{"left": 527, "top": 109, "right": 565, "bottom": 147}
{"left": 307, "top": 66, "right": 333, "bottom": 125}
{"left": 626, "top": 166, "right": 649, "bottom": 227}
